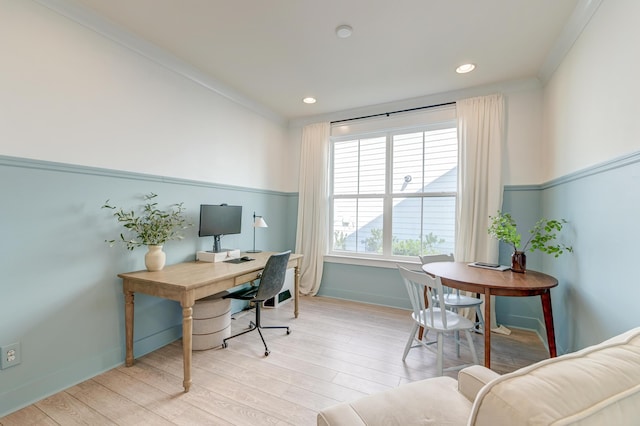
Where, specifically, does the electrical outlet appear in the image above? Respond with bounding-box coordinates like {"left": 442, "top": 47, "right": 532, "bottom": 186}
{"left": 1, "top": 342, "right": 21, "bottom": 369}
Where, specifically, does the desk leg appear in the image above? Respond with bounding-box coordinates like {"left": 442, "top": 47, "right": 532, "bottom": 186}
{"left": 124, "top": 290, "right": 134, "bottom": 367}
{"left": 294, "top": 264, "right": 300, "bottom": 318}
{"left": 541, "top": 291, "right": 557, "bottom": 358}
{"left": 181, "top": 304, "right": 193, "bottom": 392}
{"left": 483, "top": 289, "right": 491, "bottom": 369}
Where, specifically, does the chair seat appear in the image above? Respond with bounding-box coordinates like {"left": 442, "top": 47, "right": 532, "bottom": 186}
{"left": 443, "top": 293, "right": 482, "bottom": 308}
{"left": 413, "top": 308, "right": 476, "bottom": 332}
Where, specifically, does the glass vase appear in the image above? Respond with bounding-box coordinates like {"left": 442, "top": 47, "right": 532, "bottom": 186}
{"left": 511, "top": 250, "right": 526, "bottom": 273}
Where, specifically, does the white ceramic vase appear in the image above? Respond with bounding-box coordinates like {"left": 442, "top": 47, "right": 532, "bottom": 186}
{"left": 145, "top": 245, "right": 166, "bottom": 271}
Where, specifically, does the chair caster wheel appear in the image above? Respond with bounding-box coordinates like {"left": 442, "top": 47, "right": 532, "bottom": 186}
{"left": 286, "top": 329, "right": 291, "bottom": 335}
{"left": 222, "top": 342, "right": 228, "bottom": 349}
{"left": 265, "top": 351, "right": 270, "bottom": 356}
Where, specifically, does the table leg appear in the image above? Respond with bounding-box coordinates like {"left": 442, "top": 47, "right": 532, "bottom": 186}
{"left": 483, "top": 289, "right": 491, "bottom": 368}
{"left": 181, "top": 304, "right": 193, "bottom": 392}
{"left": 541, "top": 291, "right": 557, "bottom": 358}
{"left": 294, "top": 264, "right": 300, "bottom": 318}
{"left": 124, "top": 289, "right": 134, "bottom": 367}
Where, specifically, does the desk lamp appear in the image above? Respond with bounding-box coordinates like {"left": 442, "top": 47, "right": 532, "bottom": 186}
{"left": 247, "top": 212, "right": 268, "bottom": 253}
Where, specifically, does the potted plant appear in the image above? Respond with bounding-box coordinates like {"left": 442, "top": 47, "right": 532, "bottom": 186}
{"left": 102, "top": 193, "right": 192, "bottom": 271}
{"left": 487, "top": 211, "right": 573, "bottom": 273}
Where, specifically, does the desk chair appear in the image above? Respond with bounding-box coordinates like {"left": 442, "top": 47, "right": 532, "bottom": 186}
{"left": 420, "top": 254, "right": 484, "bottom": 335}
{"left": 398, "top": 265, "right": 478, "bottom": 376}
{"left": 222, "top": 251, "right": 291, "bottom": 356}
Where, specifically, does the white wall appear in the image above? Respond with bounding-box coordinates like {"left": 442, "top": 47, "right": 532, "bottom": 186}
{"left": 542, "top": 0, "right": 640, "bottom": 181}
{"left": 503, "top": 87, "right": 545, "bottom": 185}
{"left": 0, "top": 0, "right": 296, "bottom": 193}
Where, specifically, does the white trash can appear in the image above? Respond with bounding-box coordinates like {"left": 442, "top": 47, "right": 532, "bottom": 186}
{"left": 192, "top": 294, "right": 231, "bottom": 350}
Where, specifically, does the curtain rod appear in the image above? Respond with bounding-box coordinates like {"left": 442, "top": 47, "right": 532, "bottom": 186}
{"left": 330, "top": 101, "right": 456, "bottom": 125}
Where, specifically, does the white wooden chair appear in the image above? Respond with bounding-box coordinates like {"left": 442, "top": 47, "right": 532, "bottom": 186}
{"left": 398, "top": 265, "right": 478, "bottom": 375}
{"left": 420, "top": 254, "right": 485, "bottom": 335}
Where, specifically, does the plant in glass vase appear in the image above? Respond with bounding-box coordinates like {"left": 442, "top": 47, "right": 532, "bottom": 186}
{"left": 102, "top": 193, "right": 192, "bottom": 271}
{"left": 487, "top": 211, "right": 573, "bottom": 273}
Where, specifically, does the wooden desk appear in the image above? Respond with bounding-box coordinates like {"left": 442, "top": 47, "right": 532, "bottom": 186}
{"left": 118, "top": 251, "right": 303, "bottom": 392}
{"left": 421, "top": 262, "right": 558, "bottom": 369}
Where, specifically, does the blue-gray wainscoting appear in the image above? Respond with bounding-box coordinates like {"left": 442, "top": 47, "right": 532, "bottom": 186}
{"left": 0, "top": 155, "right": 298, "bottom": 416}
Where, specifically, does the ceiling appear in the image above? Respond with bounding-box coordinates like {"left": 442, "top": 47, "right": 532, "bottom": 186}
{"left": 65, "top": 0, "right": 584, "bottom": 121}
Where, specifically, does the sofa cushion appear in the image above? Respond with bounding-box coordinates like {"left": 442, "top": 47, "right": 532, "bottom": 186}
{"left": 469, "top": 327, "right": 640, "bottom": 426}
{"left": 317, "top": 376, "right": 472, "bottom": 426}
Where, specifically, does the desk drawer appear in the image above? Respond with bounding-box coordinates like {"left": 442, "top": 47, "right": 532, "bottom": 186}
{"left": 235, "top": 270, "right": 262, "bottom": 285}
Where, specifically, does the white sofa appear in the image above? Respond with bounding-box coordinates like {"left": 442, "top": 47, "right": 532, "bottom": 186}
{"left": 317, "top": 327, "right": 640, "bottom": 425}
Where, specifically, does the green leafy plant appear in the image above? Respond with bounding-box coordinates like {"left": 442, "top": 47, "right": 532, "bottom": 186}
{"left": 360, "top": 228, "right": 446, "bottom": 256}
{"left": 102, "top": 193, "right": 192, "bottom": 250}
{"left": 392, "top": 232, "right": 445, "bottom": 256}
{"left": 487, "top": 211, "right": 573, "bottom": 257}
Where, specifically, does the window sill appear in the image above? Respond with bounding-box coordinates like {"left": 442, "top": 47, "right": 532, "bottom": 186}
{"left": 323, "top": 254, "right": 420, "bottom": 270}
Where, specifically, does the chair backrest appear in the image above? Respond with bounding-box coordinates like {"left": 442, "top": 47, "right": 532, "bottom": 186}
{"left": 420, "top": 253, "right": 460, "bottom": 295}
{"left": 397, "top": 265, "right": 448, "bottom": 329}
{"left": 419, "top": 253, "right": 454, "bottom": 264}
{"left": 419, "top": 254, "right": 455, "bottom": 296}
{"left": 255, "top": 251, "right": 291, "bottom": 301}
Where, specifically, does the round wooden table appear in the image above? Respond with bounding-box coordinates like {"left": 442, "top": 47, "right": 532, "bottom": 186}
{"left": 421, "top": 261, "right": 558, "bottom": 369}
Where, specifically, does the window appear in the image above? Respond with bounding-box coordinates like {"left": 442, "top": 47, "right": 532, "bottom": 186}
{"left": 330, "top": 122, "right": 458, "bottom": 260}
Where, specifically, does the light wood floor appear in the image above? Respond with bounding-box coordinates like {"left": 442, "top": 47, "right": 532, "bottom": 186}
{"left": 1, "top": 296, "right": 549, "bottom": 425}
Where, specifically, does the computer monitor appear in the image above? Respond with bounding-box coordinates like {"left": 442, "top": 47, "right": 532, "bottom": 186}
{"left": 198, "top": 204, "right": 242, "bottom": 252}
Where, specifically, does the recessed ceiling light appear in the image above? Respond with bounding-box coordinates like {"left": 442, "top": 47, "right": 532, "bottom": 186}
{"left": 303, "top": 97, "right": 317, "bottom": 104}
{"left": 336, "top": 25, "right": 353, "bottom": 39}
{"left": 456, "top": 63, "right": 476, "bottom": 74}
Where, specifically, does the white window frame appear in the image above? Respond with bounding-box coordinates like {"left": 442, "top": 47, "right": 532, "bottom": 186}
{"left": 327, "top": 106, "right": 457, "bottom": 268}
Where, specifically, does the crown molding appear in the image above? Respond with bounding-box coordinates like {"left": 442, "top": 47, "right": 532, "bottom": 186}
{"left": 289, "top": 78, "right": 541, "bottom": 129}
{"left": 33, "top": 0, "right": 287, "bottom": 126}
{"left": 32, "top": 0, "right": 602, "bottom": 130}
{"left": 538, "top": 0, "right": 604, "bottom": 84}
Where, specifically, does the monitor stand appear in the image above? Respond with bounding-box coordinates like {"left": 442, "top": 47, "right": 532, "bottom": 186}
{"left": 209, "top": 235, "right": 232, "bottom": 253}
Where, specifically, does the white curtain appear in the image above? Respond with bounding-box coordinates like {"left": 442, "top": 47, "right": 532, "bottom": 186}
{"left": 295, "top": 122, "right": 330, "bottom": 295}
{"left": 455, "top": 94, "right": 509, "bottom": 333}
